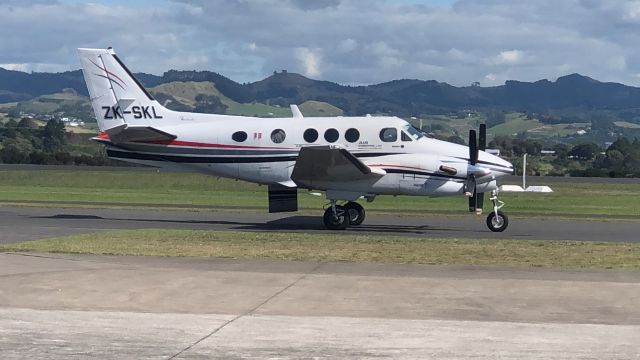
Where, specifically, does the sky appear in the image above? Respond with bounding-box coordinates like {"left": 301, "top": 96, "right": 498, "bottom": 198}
{"left": 1, "top": 0, "right": 640, "bottom": 87}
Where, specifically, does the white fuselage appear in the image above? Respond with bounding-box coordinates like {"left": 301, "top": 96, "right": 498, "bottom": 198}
{"left": 96, "top": 110, "right": 514, "bottom": 198}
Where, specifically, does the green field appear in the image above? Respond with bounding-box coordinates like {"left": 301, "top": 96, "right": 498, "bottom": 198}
{"left": 412, "top": 112, "right": 592, "bottom": 141}
{"left": 298, "top": 100, "right": 343, "bottom": 117}
{"left": 149, "top": 81, "right": 291, "bottom": 117}
{"left": 1, "top": 168, "right": 638, "bottom": 269}
{"left": 614, "top": 121, "right": 640, "bottom": 129}
{"left": 2, "top": 229, "right": 639, "bottom": 269}
{"left": 0, "top": 169, "right": 638, "bottom": 218}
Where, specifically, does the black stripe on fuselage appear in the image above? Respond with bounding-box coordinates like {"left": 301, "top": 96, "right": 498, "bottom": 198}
{"left": 107, "top": 149, "right": 297, "bottom": 163}
{"left": 106, "top": 148, "right": 401, "bottom": 163}
{"left": 383, "top": 168, "right": 466, "bottom": 181}
{"left": 107, "top": 149, "right": 464, "bottom": 181}
{"left": 453, "top": 156, "right": 513, "bottom": 171}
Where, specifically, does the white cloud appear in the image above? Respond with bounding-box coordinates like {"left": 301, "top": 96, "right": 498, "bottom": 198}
{"left": 295, "top": 47, "right": 321, "bottom": 78}
{"left": 0, "top": 64, "right": 29, "bottom": 72}
{"left": 2, "top": 0, "right": 640, "bottom": 87}
{"left": 495, "top": 50, "right": 524, "bottom": 65}
{"left": 338, "top": 38, "right": 357, "bottom": 53}
{"left": 0, "top": 62, "right": 69, "bottom": 73}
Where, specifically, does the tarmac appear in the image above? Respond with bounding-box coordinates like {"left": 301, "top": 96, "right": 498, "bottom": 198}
{"left": 0, "top": 205, "right": 639, "bottom": 243}
{"left": 1, "top": 253, "right": 639, "bottom": 359}
{"left": 1, "top": 205, "right": 640, "bottom": 358}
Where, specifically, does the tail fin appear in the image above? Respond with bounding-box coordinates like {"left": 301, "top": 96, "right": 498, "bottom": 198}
{"left": 77, "top": 48, "right": 169, "bottom": 131}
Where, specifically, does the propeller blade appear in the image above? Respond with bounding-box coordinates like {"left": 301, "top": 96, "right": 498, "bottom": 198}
{"left": 464, "top": 174, "right": 476, "bottom": 197}
{"left": 468, "top": 190, "right": 485, "bottom": 214}
{"left": 469, "top": 129, "right": 478, "bottom": 165}
{"left": 468, "top": 192, "right": 477, "bottom": 212}
{"left": 467, "top": 126, "right": 484, "bottom": 213}
{"left": 476, "top": 191, "right": 485, "bottom": 213}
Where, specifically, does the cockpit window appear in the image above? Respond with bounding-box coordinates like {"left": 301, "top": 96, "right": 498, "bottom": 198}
{"left": 403, "top": 124, "right": 425, "bottom": 140}
{"left": 401, "top": 131, "right": 412, "bottom": 141}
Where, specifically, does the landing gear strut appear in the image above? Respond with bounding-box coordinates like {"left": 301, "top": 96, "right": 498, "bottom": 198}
{"left": 486, "top": 189, "right": 508, "bottom": 232}
{"left": 322, "top": 201, "right": 366, "bottom": 230}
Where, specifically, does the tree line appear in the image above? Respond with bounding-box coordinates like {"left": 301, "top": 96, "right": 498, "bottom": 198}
{"left": 489, "top": 136, "right": 640, "bottom": 177}
{"left": 1, "top": 117, "right": 639, "bottom": 177}
{"left": 0, "top": 118, "right": 113, "bottom": 165}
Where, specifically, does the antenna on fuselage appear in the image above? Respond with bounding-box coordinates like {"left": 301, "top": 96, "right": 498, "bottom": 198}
{"left": 290, "top": 105, "right": 303, "bottom": 118}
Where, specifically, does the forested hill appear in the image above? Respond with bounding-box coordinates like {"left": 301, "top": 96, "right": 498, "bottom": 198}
{"left": 3, "top": 66, "right": 640, "bottom": 119}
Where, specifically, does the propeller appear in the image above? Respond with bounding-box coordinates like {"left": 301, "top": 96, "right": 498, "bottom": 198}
{"left": 467, "top": 124, "right": 486, "bottom": 214}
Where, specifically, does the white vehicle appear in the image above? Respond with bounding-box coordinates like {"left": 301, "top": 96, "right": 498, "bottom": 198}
{"left": 77, "top": 48, "right": 514, "bottom": 231}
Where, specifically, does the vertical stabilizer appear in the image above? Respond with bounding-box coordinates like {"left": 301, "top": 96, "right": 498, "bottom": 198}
{"left": 77, "top": 48, "right": 169, "bottom": 131}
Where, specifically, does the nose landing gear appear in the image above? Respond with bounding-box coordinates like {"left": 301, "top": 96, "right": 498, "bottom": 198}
{"left": 486, "top": 189, "right": 508, "bottom": 232}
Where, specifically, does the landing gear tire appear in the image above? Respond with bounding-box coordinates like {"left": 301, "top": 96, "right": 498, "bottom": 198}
{"left": 344, "top": 202, "right": 365, "bottom": 226}
{"left": 486, "top": 210, "right": 508, "bottom": 232}
{"left": 323, "top": 205, "right": 349, "bottom": 230}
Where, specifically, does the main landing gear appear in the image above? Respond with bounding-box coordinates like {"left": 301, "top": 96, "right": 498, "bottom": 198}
{"left": 322, "top": 200, "right": 366, "bottom": 230}
{"left": 486, "top": 189, "right": 508, "bottom": 232}
{"left": 320, "top": 192, "right": 508, "bottom": 232}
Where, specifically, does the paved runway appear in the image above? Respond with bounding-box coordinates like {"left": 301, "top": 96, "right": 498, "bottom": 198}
{"left": 1, "top": 253, "right": 639, "bottom": 359}
{"left": 0, "top": 205, "right": 638, "bottom": 244}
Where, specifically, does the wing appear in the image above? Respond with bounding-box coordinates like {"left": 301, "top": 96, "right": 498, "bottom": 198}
{"left": 291, "top": 145, "right": 386, "bottom": 185}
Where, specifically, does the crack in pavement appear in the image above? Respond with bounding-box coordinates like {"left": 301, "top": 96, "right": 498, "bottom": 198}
{"left": 166, "top": 262, "right": 324, "bottom": 360}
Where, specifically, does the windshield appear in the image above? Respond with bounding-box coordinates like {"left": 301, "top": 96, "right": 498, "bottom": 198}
{"left": 403, "top": 124, "right": 425, "bottom": 140}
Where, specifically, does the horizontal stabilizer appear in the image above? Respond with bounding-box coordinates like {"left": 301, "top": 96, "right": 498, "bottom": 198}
{"left": 103, "top": 124, "right": 177, "bottom": 144}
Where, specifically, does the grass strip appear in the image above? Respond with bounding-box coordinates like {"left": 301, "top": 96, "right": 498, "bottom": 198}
{"left": 2, "top": 229, "right": 639, "bottom": 269}
{"left": 1, "top": 170, "right": 639, "bottom": 218}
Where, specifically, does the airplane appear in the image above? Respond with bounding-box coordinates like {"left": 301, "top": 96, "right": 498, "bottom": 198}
{"left": 77, "top": 47, "right": 514, "bottom": 232}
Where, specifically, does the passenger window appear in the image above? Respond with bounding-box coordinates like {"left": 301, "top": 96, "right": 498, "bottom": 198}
{"left": 379, "top": 128, "right": 397, "bottom": 142}
{"left": 401, "top": 131, "right": 413, "bottom": 141}
{"left": 271, "top": 129, "right": 286, "bottom": 143}
{"left": 324, "top": 128, "right": 339, "bottom": 143}
{"left": 344, "top": 128, "right": 360, "bottom": 143}
{"left": 303, "top": 128, "right": 318, "bottom": 143}
{"left": 232, "top": 131, "right": 247, "bottom": 142}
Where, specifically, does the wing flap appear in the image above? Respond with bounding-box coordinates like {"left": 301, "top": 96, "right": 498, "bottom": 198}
{"left": 291, "top": 145, "right": 385, "bottom": 185}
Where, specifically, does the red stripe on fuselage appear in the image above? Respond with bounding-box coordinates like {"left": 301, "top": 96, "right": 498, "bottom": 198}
{"left": 139, "top": 139, "right": 295, "bottom": 150}
{"left": 368, "top": 164, "right": 427, "bottom": 171}
{"left": 95, "top": 133, "right": 294, "bottom": 150}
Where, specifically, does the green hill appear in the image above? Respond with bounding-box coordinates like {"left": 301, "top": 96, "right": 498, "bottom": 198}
{"left": 149, "top": 81, "right": 343, "bottom": 118}
{"left": 299, "top": 100, "right": 343, "bottom": 117}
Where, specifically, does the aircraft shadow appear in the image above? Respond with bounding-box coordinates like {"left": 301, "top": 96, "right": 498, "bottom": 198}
{"left": 35, "top": 214, "right": 473, "bottom": 236}
{"left": 237, "top": 216, "right": 470, "bottom": 235}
